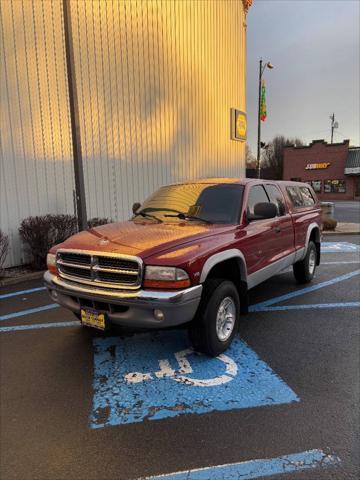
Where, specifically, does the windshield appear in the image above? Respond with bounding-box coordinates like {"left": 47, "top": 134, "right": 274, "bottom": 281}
{"left": 135, "top": 183, "right": 244, "bottom": 224}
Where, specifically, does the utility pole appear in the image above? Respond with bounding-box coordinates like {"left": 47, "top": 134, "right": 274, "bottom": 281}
{"left": 62, "top": 0, "right": 87, "bottom": 231}
{"left": 330, "top": 113, "right": 338, "bottom": 144}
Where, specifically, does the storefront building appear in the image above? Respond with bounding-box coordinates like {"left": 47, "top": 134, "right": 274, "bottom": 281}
{"left": 283, "top": 140, "right": 360, "bottom": 200}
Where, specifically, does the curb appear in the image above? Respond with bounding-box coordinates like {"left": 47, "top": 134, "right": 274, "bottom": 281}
{"left": 0, "top": 271, "right": 45, "bottom": 287}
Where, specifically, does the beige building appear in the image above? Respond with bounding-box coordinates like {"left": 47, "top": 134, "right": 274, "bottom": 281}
{"left": 0, "top": 0, "right": 251, "bottom": 267}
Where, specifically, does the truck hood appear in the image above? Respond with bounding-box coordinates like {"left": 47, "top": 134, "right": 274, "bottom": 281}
{"left": 55, "top": 220, "right": 234, "bottom": 259}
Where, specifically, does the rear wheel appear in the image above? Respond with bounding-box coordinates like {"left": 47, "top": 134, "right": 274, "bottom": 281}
{"left": 293, "top": 240, "right": 317, "bottom": 284}
{"left": 188, "top": 279, "right": 240, "bottom": 357}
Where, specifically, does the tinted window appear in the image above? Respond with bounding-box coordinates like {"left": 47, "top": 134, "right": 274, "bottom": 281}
{"left": 247, "top": 185, "right": 270, "bottom": 216}
{"left": 286, "top": 186, "right": 303, "bottom": 207}
{"left": 138, "top": 183, "right": 244, "bottom": 224}
{"left": 299, "top": 187, "right": 315, "bottom": 206}
{"left": 265, "top": 185, "right": 286, "bottom": 216}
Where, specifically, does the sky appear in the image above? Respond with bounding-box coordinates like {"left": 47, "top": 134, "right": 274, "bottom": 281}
{"left": 246, "top": 0, "right": 360, "bottom": 154}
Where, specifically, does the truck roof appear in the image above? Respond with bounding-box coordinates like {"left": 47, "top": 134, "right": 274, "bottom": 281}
{"left": 168, "top": 177, "right": 312, "bottom": 188}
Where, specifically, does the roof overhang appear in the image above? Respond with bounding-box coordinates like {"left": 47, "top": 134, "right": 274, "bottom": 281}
{"left": 344, "top": 167, "right": 360, "bottom": 176}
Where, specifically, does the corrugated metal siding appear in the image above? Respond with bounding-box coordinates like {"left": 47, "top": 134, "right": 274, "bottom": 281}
{"left": 1, "top": 0, "right": 246, "bottom": 268}
{"left": 0, "top": 0, "right": 74, "bottom": 266}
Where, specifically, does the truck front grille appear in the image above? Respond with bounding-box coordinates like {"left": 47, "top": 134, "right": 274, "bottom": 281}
{"left": 56, "top": 251, "right": 142, "bottom": 290}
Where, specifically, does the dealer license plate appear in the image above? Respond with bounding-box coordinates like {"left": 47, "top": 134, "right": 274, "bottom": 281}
{"left": 80, "top": 308, "right": 106, "bottom": 330}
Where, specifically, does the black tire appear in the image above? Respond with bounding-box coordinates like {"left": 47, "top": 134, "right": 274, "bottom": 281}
{"left": 188, "top": 279, "right": 240, "bottom": 357}
{"left": 293, "top": 240, "right": 317, "bottom": 284}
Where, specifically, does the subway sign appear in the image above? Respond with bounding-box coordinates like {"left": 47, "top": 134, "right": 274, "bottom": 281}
{"left": 305, "top": 162, "right": 331, "bottom": 170}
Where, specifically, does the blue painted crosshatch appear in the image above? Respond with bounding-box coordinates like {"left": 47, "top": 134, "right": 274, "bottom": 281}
{"left": 90, "top": 331, "right": 299, "bottom": 429}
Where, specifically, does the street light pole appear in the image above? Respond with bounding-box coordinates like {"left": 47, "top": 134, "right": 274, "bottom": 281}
{"left": 256, "top": 59, "right": 263, "bottom": 179}
{"left": 62, "top": 0, "right": 87, "bottom": 231}
{"left": 256, "top": 59, "right": 274, "bottom": 179}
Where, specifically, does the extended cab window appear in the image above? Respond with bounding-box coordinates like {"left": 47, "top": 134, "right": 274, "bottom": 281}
{"left": 286, "top": 186, "right": 304, "bottom": 208}
{"left": 247, "top": 185, "right": 270, "bottom": 217}
{"left": 138, "top": 183, "right": 244, "bottom": 224}
{"left": 265, "top": 185, "right": 286, "bottom": 216}
{"left": 299, "top": 187, "right": 315, "bottom": 206}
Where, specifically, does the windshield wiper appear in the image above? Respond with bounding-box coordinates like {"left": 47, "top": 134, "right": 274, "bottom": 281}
{"left": 164, "top": 212, "right": 212, "bottom": 224}
{"left": 134, "top": 210, "right": 162, "bottom": 223}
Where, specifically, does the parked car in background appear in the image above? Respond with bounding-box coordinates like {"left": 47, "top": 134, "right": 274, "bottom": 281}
{"left": 44, "top": 178, "right": 322, "bottom": 356}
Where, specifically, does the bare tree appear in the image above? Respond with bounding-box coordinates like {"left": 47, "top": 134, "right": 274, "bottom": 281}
{"left": 245, "top": 143, "right": 256, "bottom": 168}
{"left": 0, "top": 229, "right": 9, "bottom": 276}
{"left": 262, "top": 135, "right": 304, "bottom": 179}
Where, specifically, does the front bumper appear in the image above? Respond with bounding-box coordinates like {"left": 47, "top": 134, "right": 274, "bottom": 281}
{"left": 44, "top": 271, "right": 203, "bottom": 328}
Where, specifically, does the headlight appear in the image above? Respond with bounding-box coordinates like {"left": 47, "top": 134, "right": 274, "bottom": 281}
{"left": 144, "top": 266, "right": 190, "bottom": 289}
{"left": 47, "top": 253, "right": 57, "bottom": 274}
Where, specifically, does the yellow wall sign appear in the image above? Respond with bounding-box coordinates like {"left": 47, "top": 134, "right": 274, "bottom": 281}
{"left": 231, "top": 109, "right": 247, "bottom": 141}
{"left": 305, "top": 163, "right": 331, "bottom": 170}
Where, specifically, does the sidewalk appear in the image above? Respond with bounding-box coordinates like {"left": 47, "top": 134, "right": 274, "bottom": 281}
{"left": 323, "top": 222, "right": 360, "bottom": 235}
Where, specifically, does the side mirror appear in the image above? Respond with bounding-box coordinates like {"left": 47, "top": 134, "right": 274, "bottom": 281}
{"left": 249, "top": 202, "right": 277, "bottom": 221}
{"left": 132, "top": 202, "right": 141, "bottom": 214}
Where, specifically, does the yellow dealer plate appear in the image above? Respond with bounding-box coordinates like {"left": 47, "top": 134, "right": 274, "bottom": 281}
{"left": 81, "top": 308, "right": 106, "bottom": 330}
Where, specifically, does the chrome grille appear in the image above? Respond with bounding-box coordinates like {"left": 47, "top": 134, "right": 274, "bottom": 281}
{"left": 59, "top": 252, "right": 91, "bottom": 266}
{"left": 56, "top": 250, "right": 142, "bottom": 290}
{"left": 97, "top": 256, "right": 138, "bottom": 270}
{"left": 59, "top": 264, "right": 92, "bottom": 280}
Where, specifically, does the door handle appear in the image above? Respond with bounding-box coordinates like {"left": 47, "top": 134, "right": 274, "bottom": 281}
{"left": 273, "top": 226, "right": 281, "bottom": 233}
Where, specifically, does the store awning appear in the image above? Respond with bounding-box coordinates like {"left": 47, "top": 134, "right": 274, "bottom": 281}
{"left": 345, "top": 148, "right": 360, "bottom": 175}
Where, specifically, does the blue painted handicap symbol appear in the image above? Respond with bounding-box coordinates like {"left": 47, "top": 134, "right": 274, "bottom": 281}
{"left": 90, "top": 331, "right": 299, "bottom": 428}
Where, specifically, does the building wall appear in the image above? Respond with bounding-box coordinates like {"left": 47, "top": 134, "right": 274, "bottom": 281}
{"left": 0, "top": 0, "right": 247, "bottom": 268}
{"left": 283, "top": 140, "right": 357, "bottom": 200}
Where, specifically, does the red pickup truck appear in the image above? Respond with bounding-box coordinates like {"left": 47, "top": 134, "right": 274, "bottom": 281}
{"left": 44, "top": 178, "right": 321, "bottom": 356}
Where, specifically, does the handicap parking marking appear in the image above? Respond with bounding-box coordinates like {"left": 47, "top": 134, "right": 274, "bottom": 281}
{"left": 250, "top": 269, "right": 360, "bottom": 312}
{"left": 0, "top": 320, "right": 79, "bottom": 333}
{"left": 90, "top": 330, "right": 299, "bottom": 429}
{"left": 143, "top": 449, "right": 340, "bottom": 480}
{"left": 0, "top": 286, "right": 46, "bottom": 300}
{"left": 321, "top": 241, "right": 360, "bottom": 253}
{"left": 0, "top": 303, "right": 59, "bottom": 322}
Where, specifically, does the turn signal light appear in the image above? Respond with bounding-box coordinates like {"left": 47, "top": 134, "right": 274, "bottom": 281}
{"left": 144, "top": 279, "right": 191, "bottom": 289}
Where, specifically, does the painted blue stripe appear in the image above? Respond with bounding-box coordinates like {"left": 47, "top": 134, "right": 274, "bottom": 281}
{"left": 145, "top": 449, "right": 340, "bottom": 480}
{"left": 322, "top": 261, "right": 360, "bottom": 265}
{"left": 250, "top": 269, "right": 360, "bottom": 311}
{"left": 0, "top": 320, "right": 79, "bottom": 333}
{"left": 0, "top": 303, "right": 59, "bottom": 321}
{"left": 322, "top": 242, "right": 360, "bottom": 253}
{"left": 256, "top": 302, "right": 360, "bottom": 312}
{"left": 0, "top": 286, "right": 46, "bottom": 300}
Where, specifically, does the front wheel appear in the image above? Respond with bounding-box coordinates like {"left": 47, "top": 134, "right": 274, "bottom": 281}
{"left": 188, "top": 279, "right": 240, "bottom": 357}
{"left": 293, "top": 240, "right": 317, "bottom": 284}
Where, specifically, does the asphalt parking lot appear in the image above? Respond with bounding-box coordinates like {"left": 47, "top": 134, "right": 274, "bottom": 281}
{"left": 1, "top": 235, "right": 359, "bottom": 480}
{"left": 333, "top": 201, "right": 360, "bottom": 224}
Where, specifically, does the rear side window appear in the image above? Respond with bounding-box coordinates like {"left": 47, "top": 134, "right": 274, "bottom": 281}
{"left": 299, "top": 187, "right": 315, "bottom": 206}
{"left": 286, "top": 186, "right": 304, "bottom": 208}
{"left": 247, "top": 185, "right": 270, "bottom": 216}
{"left": 265, "top": 185, "right": 286, "bottom": 216}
